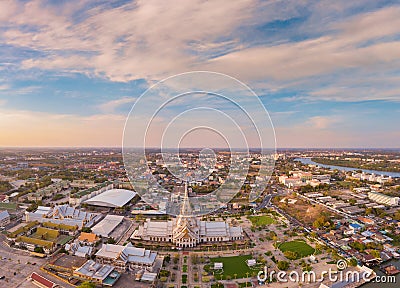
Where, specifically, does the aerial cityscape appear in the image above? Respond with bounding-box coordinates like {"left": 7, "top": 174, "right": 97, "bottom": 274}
{"left": 1, "top": 148, "right": 400, "bottom": 287}
{"left": 1, "top": 1, "right": 400, "bottom": 288}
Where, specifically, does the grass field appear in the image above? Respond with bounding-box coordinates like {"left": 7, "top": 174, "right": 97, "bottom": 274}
{"left": 0, "top": 202, "right": 17, "bottom": 210}
{"left": 31, "top": 227, "right": 59, "bottom": 241}
{"left": 210, "top": 255, "right": 260, "bottom": 279}
{"left": 279, "top": 240, "right": 315, "bottom": 259}
{"left": 248, "top": 215, "right": 275, "bottom": 226}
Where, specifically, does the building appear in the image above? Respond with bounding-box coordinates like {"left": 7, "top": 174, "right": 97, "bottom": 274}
{"left": 78, "top": 232, "right": 99, "bottom": 245}
{"left": 0, "top": 210, "right": 10, "bottom": 227}
{"left": 278, "top": 176, "right": 303, "bottom": 188}
{"left": 368, "top": 191, "right": 399, "bottom": 206}
{"left": 84, "top": 189, "right": 137, "bottom": 208}
{"left": 25, "top": 204, "right": 100, "bottom": 229}
{"left": 95, "top": 243, "right": 157, "bottom": 272}
{"left": 66, "top": 243, "right": 94, "bottom": 258}
{"left": 91, "top": 215, "right": 124, "bottom": 238}
{"left": 29, "top": 272, "right": 58, "bottom": 288}
{"left": 73, "top": 260, "right": 120, "bottom": 286}
{"left": 70, "top": 180, "right": 96, "bottom": 189}
{"left": 46, "top": 254, "right": 87, "bottom": 275}
{"left": 132, "top": 183, "right": 243, "bottom": 248}
{"left": 69, "top": 181, "right": 113, "bottom": 206}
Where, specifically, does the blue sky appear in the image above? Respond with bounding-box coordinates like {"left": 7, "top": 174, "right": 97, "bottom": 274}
{"left": 0, "top": 0, "right": 399, "bottom": 147}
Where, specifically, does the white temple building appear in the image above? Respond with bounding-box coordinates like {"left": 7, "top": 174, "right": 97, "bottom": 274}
{"left": 132, "top": 183, "right": 243, "bottom": 248}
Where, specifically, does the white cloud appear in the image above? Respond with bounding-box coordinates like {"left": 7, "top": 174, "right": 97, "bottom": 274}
{"left": 4, "top": 0, "right": 260, "bottom": 81}
{"left": 3, "top": 0, "right": 400, "bottom": 92}
{"left": 306, "top": 116, "right": 339, "bottom": 129}
{"left": 0, "top": 84, "right": 10, "bottom": 91}
{"left": 97, "top": 97, "right": 136, "bottom": 113}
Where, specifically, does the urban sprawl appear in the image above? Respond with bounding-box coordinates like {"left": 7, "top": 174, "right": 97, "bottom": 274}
{"left": 0, "top": 148, "right": 400, "bottom": 288}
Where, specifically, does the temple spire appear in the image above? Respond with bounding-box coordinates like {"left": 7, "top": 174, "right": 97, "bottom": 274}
{"left": 180, "top": 181, "right": 191, "bottom": 218}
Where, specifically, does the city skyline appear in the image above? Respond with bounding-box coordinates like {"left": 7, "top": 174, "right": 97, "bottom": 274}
{"left": 0, "top": 0, "right": 399, "bottom": 148}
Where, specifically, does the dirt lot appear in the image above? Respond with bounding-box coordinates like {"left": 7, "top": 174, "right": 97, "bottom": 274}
{"left": 273, "top": 195, "right": 337, "bottom": 226}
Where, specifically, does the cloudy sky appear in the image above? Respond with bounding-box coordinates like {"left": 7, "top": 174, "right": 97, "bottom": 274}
{"left": 0, "top": 0, "right": 399, "bottom": 148}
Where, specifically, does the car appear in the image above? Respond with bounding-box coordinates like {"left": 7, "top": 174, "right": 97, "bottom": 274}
{"left": 0, "top": 276, "right": 5, "bottom": 280}
{"left": 32, "top": 263, "right": 36, "bottom": 265}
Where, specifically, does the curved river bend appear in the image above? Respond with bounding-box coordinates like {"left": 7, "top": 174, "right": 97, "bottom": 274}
{"left": 294, "top": 158, "right": 400, "bottom": 178}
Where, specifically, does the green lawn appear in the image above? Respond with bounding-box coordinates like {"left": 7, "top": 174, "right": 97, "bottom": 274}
{"left": 182, "top": 274, "right": 187, "bottom": 284}
{"left": 279, "top": 240, "right": 315, "bottom": 259}
{"left": 57, "top": 235, "right": 74, "bottom": 245}
{"left": 248, "top": 215, "right": 275, "bottom": 226}
{"left": 210, "top": 255, "right": 260, "bottom": 280}
{"left": 0, "top": 202, "right": 17, "bottom": 210}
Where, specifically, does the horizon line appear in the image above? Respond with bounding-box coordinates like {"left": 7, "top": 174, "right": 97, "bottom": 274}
{"left": 0, "top": 146, "right": 399, "bottom": 150}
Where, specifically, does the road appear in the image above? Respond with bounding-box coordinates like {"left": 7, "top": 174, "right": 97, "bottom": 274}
{"left": 0, "top": 235, "right": 74, "bottom": 288}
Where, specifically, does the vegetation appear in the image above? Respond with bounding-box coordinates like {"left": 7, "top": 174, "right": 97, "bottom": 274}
{"left": 181, "top": 274, "right": 187, "bottom": 284}
{"left": 312, "top": 157, "right": 400, "bottom": 173}
{"left": 0, "top": 181, "right": 13, "bottom": 193}
{"left": 81, "top": 227, "right": 92, "bottom": 233}
{"left": 209, "top": 255, "right": 259, "bottom": 280}
{"left": 312, "top": 213, "right": 334, "bottom": 229}
{"left": 78, "top": 282, "right": 96, "bottom": 288}
{"left": 248, "top": 215, "right": 275, "bottom": 227}
{"left": 34, "top": 246, "right": 44, "bottom": 254}
{"left": 106, "top": 237, "right": 116, "bottom": 244}
{"left": 279, "top": 240, "right": 315, "bottom": 259}
{"left": 277, "top": 260, "right": 290, "bottom": 270}
{"left": 52, "top": 193, "right": 64, "bottom": 201}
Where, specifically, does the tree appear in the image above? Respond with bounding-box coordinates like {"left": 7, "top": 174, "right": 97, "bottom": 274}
{"left": 349, "top": 258, "right": 358, "bottom": 267}
{"left": 34, "top": 246, "right": 44, "bottom": 254}
{"left": 78, "top": 282, "right": 96, "bottom": 288}
{"left": 348, "top": 199, "right": 356, "bottom": 206}
{"left": 81, "top": 227, "right": 92, "bottom": 233}
{"left": 277, "top": 260, "right": 290, "bottom": 271}
{"left": 284, "top": 251, "right": 298, "bottom": 260}
{"left": 106, "top": 237, "right": 116, "bottom": 244}
{"left": 365, "top": 207, "right": 373, "bottom": 215}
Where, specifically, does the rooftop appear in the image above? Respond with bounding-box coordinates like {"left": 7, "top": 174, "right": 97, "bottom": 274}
{"left": 29, "top": 272, "right": 57, "bottom": 288}
{"left": 78, "top": 232, "right": 98, "bottom": 243}
{"left": 84, "top": 189, "right": 137, "bottom": 208}
{"left": 74, "top": 260, "right": 115, "bottom": 281}
{"left": 91, "top": 214, "right": 124, "bottom": 237}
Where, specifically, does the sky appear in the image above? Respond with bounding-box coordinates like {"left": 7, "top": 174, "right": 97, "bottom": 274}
{"left": 0, "top": 0, "right": 399, "bottom": 148}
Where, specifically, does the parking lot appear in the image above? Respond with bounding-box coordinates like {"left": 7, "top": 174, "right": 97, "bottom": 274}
{"left": 0, "top": 254, "right": 45, "bottom": 287}
{"left": 113, "top": 273, "right": 151, "bottom": 288}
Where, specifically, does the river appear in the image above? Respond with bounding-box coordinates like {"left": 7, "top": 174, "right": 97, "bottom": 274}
{"left": 294, "top": 158, "right": 400, "bottom": 178}
{"left": 361, "top": 259, "right": 400, "bottom": 287}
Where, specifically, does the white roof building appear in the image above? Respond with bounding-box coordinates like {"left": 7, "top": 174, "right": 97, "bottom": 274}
{"left": 132, "top": 183, "right": 243, "bottom": 248}
{"left": 368, "top": 191, "right": 399, "bottom": 206}
{"left": 84, "top": 189, "right": 137, "bottom": 208}
{"left": 0, "top": 210, "right": 10, "bottom": 226}
{"left": 95, "top": 243, "right": 157, "bottom": 272}
{"left": 91, "top": 215, "right": 124, "bottom": 237}
{"left": 25, "top": 205, "right": 100, "bottom": 228}
{"left": 140, "top": 272, "right": 157, "bottom": 282}
{"left": 73, "top": 260, "right": 120, "bottom": 286}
